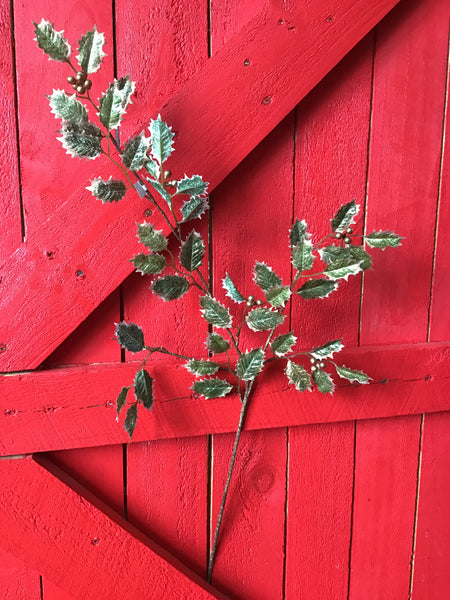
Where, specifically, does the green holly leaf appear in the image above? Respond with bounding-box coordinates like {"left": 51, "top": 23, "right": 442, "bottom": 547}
{"left": 331, "top": 200, "right": 359, "bottom": 233}
{"left": 222, "top": 273, "right": 246, "bottom": 303}
{"left": 236, "top": 348, "right": 265, "bottom": 381}
{"left": 324, "top": 259, "right": 363, "bottom": 281}
{"left": 47, "top": 90, "right": 87, "bottom": 123}
{"left": 145, "top": 158, "right": 160, "bottom": 180}
{"left": 185, "top": 359, "right": 221, "bottom": 377}
{"left": 311, "top": 339, "right": 344, "bottom": 359}
{"left": 313, "top": 369, "right": 335, "bottom": 394}
{"left": 181, "top": 196, "right": 209, "bottom": 222}
{"left": 33, "top": 19, "right": 71, "bottom": 62}
{"left": 271, "top": 332, "right": 297, "bottom": 356}
{"left": 151, "top": 275, "right": 190, "bottom": 301}
{"left": 285, "top": 360, "right": 311, "bottom": 392}
{"left": 116, "top": 386, "right": 129, "bottom": 422}
{"left": 365, "top": 230, "right": 403, "bottom": 250}
{"left": 200, "top": 296, "right": 232, "bottom": 328}
{"left": 206, "top": 332, "right": 231, "bottom": 354}
{"left": 58, "top": 120, "right": 103, "bottom": 159}
{"left": 99, "top": 76, "right": 136, "bottom": 131}
{"left": 115, "top": 321, "right": 145, "bottom": 353}
{"left": 124, "top": 402, "right": 138, "bottom": 438}
{"left": 176, "top": 174, "right": 208, "bottom": 196}
{"left": 180, "top": 230, "right": 205, "bottom": 271}
{"left": 77, "top": 25, "right": 106, "bottom": 74}
{"left": 246, "top": 307, "right": 285, "bottom": 332}
{"left": 149, "top": 115, "right": 174, "bottom": 165}
{"left": 292, "top": 239, "right": 314, "bottom": 272}
{"left": 137, "top": 223, "right": 167, "bottom": 251}
{"left": 122, "top": 133, "right": 150, "bottom": 171}
{"left": 297, "top": 278, "right": 338, "bottom": 299}
{"left": 254, "top": 261, "right": 282, "bottom": 292}
{"left": 130, "top": 253, "right": 166, "bottom": 275}
{"left": 335, "top": 364, "right": 371, "bottom": 384}
{"left": 146, "top": 178, "right": 172, "bottom": 205}
{"left": 134, "top": 369, "right": 153, "bottom": 409}
{"left": 86, "top": 176, "right": 127, "bottom": 203}
{"left": 319, "top": 245, "right": 372, "bottom": 271}
{"left": 192, "top": 378, "right": 233, "bottom": 399}
{"left": 265, "top": 285, "right": 291, "bottom": 308}
{"left": 290, "top": 219, "right": 309, "bottom": 246}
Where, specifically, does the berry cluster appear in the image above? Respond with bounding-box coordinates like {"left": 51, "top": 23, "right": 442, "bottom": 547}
{"left": 335, "top": 227, "right": 353, "bottom": 247}
{"left": 310, "top": 356, "right": 326, "bottom": 372}
{"left": 67, "top": 71, "right": 92, "bottom": 95}
{"left": 246, "top": 295, "right": 263, "bottom": 307}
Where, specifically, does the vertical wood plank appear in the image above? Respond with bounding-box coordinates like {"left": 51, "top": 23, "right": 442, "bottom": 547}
{"left": 0, "top": 549, "right": 41, "bottom": 600}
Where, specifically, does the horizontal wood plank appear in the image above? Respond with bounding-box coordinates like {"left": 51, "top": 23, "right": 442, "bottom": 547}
{"left": 0, "top": 457, "right": 226, "bottom": 600}
{"left": 0, "top": 342, "right": 448, "bottom": 455}
{"left": 0, "top": 0, "right": 400, "bottom": 372}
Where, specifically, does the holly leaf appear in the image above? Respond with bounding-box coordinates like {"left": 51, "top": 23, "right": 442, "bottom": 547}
{"left": 86, "top": 176, "right": 127, "bottom": 203}
{"left": 365, "top": 230, "right": 403, "bottom": 250}
{"left": 254, "top": 261, "right": 282, "bottom": 292}
{"left": 222, "top": 273, "right": 246, "bottom": 303}
{"left": 311, "top": 339, "right": 344, "bottom": 359}
{"left": 285, "top": 360, "right": 311, "bottom": 392}
{"left": 206, "top": 332, "right": 231, "bottom": 354}
{"left": 116, "top": 387, "right": 129, "bottom": 422}
{"left": 235, "top": 348, "right": 265, "bottom": 381}
{"left": 181, "top": 196, "right": 209, "bottom": 222}
{"left": 130, "top": 253, "right": 166, "bottom": 275}
{"left": 124, "top": 402, "right": 138, "bottom": 438}
{"left": 134, "top": 369, "right": 153, "bottom": 409}
{"left": 200, "top": 296, "right": 232, "bottom": 328}
{"left": 246, "top": 307, "right": 285, "bottom": 332}
{"left": 176, "top": 175, "right": 208, "bottom": 196}
{"left": 151, "top": 275, "right": 190, "bottom": 301}
{"left": 324, "top": 259, "right": 363, "bottom": 281}
{"left": 319, "top": 245, "right": 372, "bottom": 271}
{"left": 33, "top": 19, "right": 71, "bottom": 62}
{"left": 137, "top": 223, "right": 167, "bottom": 251}
{"left": 146, "top": 178, "right": 172, "bottom": 205}
{"left": 297, "top": 279, "right": 338, "bottom": 299}
{"left": 192, "top": 378, "right": 233, "bottom": 399}
{"left": 122, "top": 133, "right": 150, "bottom": 171}
{"left": 57, "top": 120, "right": 103, "bottom": 159}
{"left": 331, "top": 200, "right": 359, "bottom": 233}
{"left": 180, "top": 230, "right": 205, "bottom": 271}
{"left": 115, "top": 321, "right": 145, "bottom": 353}
{"left": 99, "top": 76, "right": 136, "bottom": 131}
{"left": 149, "top": 115, "right": 174, "bottom": 165}
{"left": 185, "top": 359, "right": 221, "bottom": 377}
{"left": 265, "top": 285, "right": 291, "bottom": 308}
{"left": 271, "top": 332, "right": 297, "bottom": 356}
{"left": 77, "top": 25, "right": 106, "bottom": 74}
{"left": 145, "top": 158, "right": 160, "bottom": 180}
{"left": 335, "top": 364, "right": 371, "bottom": 384}
{"left": 292, "top": 239, "right": 314, "bottom": 272}
{"left": 290, "top": 219, "right": 308, "bottom": 247}
{"left": 47, "top": 90, "right": 87, "bottom": 123}
{"left": 313, "top": 369, "right": 335, "bottom": 394}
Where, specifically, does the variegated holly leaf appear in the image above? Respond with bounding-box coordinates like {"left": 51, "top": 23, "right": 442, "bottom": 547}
{"left": 181, "top": 196, "right": 209, "bottom": 222}
{"left": 185, "top": 359, "right": 221, "bottom": 377}
{"left": 271, "top": 332, "right": 297, "bottom": 356}
{"left": 222, "top": 273, "right": 246, "bottom": 304}
{"left": 115, "top": 321, "right": 145, "bottom": 353}
{"left": 235, "top": 348, "right": 265, "bottom": 380}
{"left": 137, "top": 223, "right": 167, "bottom": 251}
{"left": 130, "top": 253, "right": 166, "bottom": 275}
{"left": 335, "top": 364, "right": 371, "bottom": 384}
{"left": 176, "top": 175, "right": 208, "bottom": 196}
{"left": 149, "top": 115, "right": 174, "bottom": 165}
{"left": 285, "top": 360, "right": 311, "bottom": 392}
{"left": 265, "top": 285, "right": 291, "bottom": 308}
{"left": 313, "top": 369, "right": 335, "bottom": 394}
{"left": 146, "top": 178, "right": 172, "bottom": 205}
{"left": 122, "top": 133, "right": 150, "bottom": 170}
{"left": 331, "top": 200, "right": 359, "bottom": 233}
{"left": 365, "top": 230, "right": 403, "bottom": 250}
{"left": 180, "top": 230, "right": 205, "bottom": 271}
{"left": 319, "top": 245, "right": 372, "bottom": 271}
{"left": 311, "top": 339, "right": 343, "bottom": 359}
{"left": 124, "top": 402, "right": 138, "bottom": 437}
{"left": 200, "top": 296, "right": 232, "bottom": 328}
{"left": 145, "top": 158, "right": 160, "bottom": 180}
{"left": 254, "top": 261, "right": 282, "bottom": 292}
{"left": 206, "top": 332, "right": 231, "bottom": 354}
{"left": 192, "top": 378, "right": 233, "bottom": 399}
{"left": 324, "top": 259, "right": 363, "bottom": 281}
{"left": 290, "top": 219, "right": 308, "bottom": 247}
{"left": 57, "top": 120, "right": 103, "bottom": 159}
{"left": 77, "top": 25, "right": 106, "bottom": 74}
{"left": 47, "top": 90, "right": 87, "bottom": 123}
{"left": 297, "top": 278, "right": 338, "bottom": 299}
{"left": 134, "top": 369, "right": 153, "bottom": 409}
{"left": 99, "top": 76, "right": 136, "bottom": 131}
{"left": 116, "top": 386, "right": 130, "bottom": 422}
{"left": 246, "top": 307, "right": 285, "bottom": 332}
{"left": 292, "top": 239, "right": 314, "bottom": 272}
{"left": 86, "top": 176, "right": 127, "bottom": 203}
{"left": 151, "top": 275, "right": 190, "bottom": 301}
{"left": 33, "top": 19, "right": 71, "bottom": 62}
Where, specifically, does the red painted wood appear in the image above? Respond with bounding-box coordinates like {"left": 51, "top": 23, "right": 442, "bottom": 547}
{"left": 0, "top": 548, "right": 41, "bottom": 600}
{"left": 0, "top": 457, "right": 226, "bottom": 600}
{"left": 0, "top": 0, "right": 401, "bottom": 372}
{"left": 412, "top": 411, "right": 450, "bottom": 598}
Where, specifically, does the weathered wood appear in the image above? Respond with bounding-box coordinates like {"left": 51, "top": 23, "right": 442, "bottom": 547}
{"left": 0, "top": 0, "right": 401, "bottom": 372}
{"left": 1, "top": 342, "right": 448, "bottom": 455}
{"left": 0, "top": 457, "right": 226, "bottom": 600}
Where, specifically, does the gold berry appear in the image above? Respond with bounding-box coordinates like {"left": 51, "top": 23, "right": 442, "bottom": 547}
{"left": 84, "top": 79, "right": 92, "bottom": 90}
{"left": 163, "top": 170, "right": 172, "bottom": 180}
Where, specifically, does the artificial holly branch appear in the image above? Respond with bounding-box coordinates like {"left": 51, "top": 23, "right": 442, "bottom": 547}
{"left": 34, "top": 19, "right": 403, "bottom": 583}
